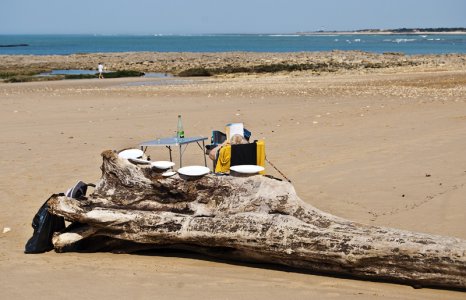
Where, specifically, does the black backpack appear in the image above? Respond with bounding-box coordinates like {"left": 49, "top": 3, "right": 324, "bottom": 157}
{"left": 24, "top": 181, "right": 94, "bottom": 254}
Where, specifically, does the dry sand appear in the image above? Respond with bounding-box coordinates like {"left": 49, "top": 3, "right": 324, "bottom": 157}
{"left": 1, "top": 67, "right": 465, "bottom": 299}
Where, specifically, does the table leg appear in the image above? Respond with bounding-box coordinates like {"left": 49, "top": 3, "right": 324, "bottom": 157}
{"left": 195, "top": 141, "right": 208, "bottom": 167}
{"left": 179, "top": 144, "right": 182, "bottom": 167}
{"left": 202, "top": 140, "right": 207, "bottom": 167}
{"left": 166, "top": 146, "right": 173, "bottom": 162}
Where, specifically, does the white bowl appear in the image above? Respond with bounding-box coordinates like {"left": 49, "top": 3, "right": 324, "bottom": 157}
{"left": 129, "top": 157, "right": 151, "bottom": 164}
{"left": 162, "top": 171, "right": 177, "bottom": 177}
{"left": 178, "top": 166, "right": 210, "bottom": 177}
{"left": 118, "top": 149, "right": 143, "bottom": 159}
{"left": 230, "top": 165, "right": 264, "bottom": 174}
{"left": 151, "top": 161, "right": 175, "bottom": 170}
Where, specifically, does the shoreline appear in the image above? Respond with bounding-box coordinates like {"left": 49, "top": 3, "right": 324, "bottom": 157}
{"left": 2, "top": 31, "right": 466, "bottom": 36}
{"left": 1, "top": 51, "right": 466, "bottom": 81}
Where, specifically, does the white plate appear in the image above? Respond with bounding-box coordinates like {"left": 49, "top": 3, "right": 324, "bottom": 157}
{"left": 162, "top": 171, "right": 177, "bottom": 177}
{"left": 178, "top": 166, "right": 210, "bottom": 177}
{"left": 151, "top": 161, "right": 175, "bottom": 170}
{"left": 230, "top": 165, "right": 264, "bottom": 174}
{"left": 118, "top": 149, "right": 143, "bottom": 159}
{"left": 129, "top": 157, "right": 151, "bottom": 164}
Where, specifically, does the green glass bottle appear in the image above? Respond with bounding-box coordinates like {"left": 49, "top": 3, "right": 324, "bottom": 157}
{"left": 177, "top": 115, "right": 185, "bottom": 138}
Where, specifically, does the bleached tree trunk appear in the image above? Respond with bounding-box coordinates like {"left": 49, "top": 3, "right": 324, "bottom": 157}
{"left": 49, "top": 150, "right": 466, "bottom": 289}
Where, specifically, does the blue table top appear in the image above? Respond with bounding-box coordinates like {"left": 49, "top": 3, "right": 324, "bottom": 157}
{"left": 140, "top": 136, "right": 207, "bottom": 147}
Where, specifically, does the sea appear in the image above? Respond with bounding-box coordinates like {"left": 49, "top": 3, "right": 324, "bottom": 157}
{"left": 0, "top": 34, "right": 465, "bottom": 55}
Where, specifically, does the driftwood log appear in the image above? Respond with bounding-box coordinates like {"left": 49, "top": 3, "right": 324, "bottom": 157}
{"left": 48, "top": 150, "right": 466, "bottom": 290}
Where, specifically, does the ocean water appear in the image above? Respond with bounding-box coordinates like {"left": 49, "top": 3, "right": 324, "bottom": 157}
{"left": 0, "top": 34, "right": 465, "bottom": 55}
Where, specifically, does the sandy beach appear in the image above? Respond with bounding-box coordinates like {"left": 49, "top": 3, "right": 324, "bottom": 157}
{"left": 1, "top": 54, "right": 465, "bottom": 299}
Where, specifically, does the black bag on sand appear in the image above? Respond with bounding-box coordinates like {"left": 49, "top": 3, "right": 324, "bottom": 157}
{"left": 24, "top": 181, "right": 95, "bottom": 254}
{"left": 24, "top": 194, "right": 66, "bottom": 254}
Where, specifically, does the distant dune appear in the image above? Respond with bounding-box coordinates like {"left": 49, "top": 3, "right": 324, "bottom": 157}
{"left": 299, "top": 27, "right": 466, "bottom": 35}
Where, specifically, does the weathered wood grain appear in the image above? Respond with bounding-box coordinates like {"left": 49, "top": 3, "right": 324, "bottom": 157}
{"left": 49, "top": 150, "right": 466, "bottom": 289}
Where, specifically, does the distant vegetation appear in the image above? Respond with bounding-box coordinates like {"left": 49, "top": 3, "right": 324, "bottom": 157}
{"left": 362, "top": 27, "right": 466, "bottom": 33}
{"left": 63, "top": 70, "right": 144, "bottom": 80}
{"left": 101, "top": 70, "right": 145, "bottom": 78}
{"left": 1, "top": 70, "right": 145, "bottom": 83}
{"left": 177, "top": 63, "right": 337, "bottom": 77}
{"left": 177, "top": 60, "right": 419, "bottom": 77}
{"left": 311, "top": 27, "right": 466, "bottom": 34}
{"left": 4, "top": 75, "right": 62, "bottom": 83}
{"left": 0, "top": 69, "right": 50, "bottom": 83}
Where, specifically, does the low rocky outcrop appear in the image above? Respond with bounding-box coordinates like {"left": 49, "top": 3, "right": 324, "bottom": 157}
{"left": 1, "top": 51, "right": 466, "bottom": 77}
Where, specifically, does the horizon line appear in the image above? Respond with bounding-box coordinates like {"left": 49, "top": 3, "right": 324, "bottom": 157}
{"left": 1, "top": 27, "right": 466, "bottom": 36}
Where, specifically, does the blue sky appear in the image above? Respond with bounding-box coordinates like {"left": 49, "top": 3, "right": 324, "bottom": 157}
{"left": 1, "top": 0, "right": 465, "bottom": 34}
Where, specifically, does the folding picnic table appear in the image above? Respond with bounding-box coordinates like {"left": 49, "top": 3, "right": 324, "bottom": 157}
{"left": 140, "top": 136, "right": 208, "bottom": 168}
